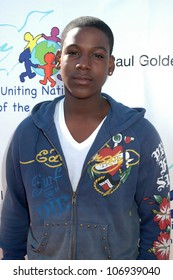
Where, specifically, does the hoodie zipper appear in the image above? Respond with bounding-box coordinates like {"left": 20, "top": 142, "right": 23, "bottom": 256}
{"left": 71, "top": 191, "right": 76, "bottom": 259}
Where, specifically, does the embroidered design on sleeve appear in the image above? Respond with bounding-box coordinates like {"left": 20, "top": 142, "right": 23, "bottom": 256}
{"left": 151, "top": 142, "right": 170, "bottom": 191}
{"left": 145, "top": 194, "right": 171, "bottom": 260}
{"left": 143, "top": 142, "right": 171, "bottom": 259}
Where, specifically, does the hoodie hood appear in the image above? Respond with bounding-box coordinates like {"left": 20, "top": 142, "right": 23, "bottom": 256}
{"left": 105, "top": 94, "right": 145, "bottom": 136}
{"left": 31, "top": 93, "right": 146, "bottom": 135}
{"left": 31, "top": 95, "right": 65, "bottom": 132}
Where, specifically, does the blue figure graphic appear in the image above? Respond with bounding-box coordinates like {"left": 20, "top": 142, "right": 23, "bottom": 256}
{"left": 19, "top": 48, "right": 38, "bottom": 82}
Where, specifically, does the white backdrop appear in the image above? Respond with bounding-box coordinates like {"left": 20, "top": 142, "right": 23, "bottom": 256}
{"left": 0, "top": 0, "right": 173, "bottom": 258}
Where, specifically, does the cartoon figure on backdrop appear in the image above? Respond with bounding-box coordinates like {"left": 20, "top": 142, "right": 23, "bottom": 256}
{"left": 24, "top": 32, "right": 42, "bottom": 52}
{"left": 19, "top": 48, "right": 38, "bottom": 82}
{"left": 42, "top": 27, "right": 61, "bottom": 43}
{"left": 38, "top": 52, "right": 56, "bottom": 87}
{"left": 42, "top": 27, "right": 62, "bottom": 82}
{"left": 55, "top": 49, "right": 62, "bottom": 81}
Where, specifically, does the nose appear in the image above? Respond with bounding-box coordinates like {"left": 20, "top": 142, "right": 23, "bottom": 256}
{"left": 76, "top": 54, "right": 91, "bottom": 70}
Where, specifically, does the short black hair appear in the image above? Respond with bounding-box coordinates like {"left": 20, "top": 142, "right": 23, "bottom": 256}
{"left": 61, "top": 16, "right": 114, "bottom": 54}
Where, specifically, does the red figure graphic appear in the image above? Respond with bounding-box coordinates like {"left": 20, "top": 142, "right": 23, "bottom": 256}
{"left": 38, "top": 52, "right": 57, "bottom": 87}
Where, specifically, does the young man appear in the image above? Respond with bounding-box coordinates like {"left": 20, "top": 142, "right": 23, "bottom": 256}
{"left": 0, "top": 16, "right": 171, "bottom": 260}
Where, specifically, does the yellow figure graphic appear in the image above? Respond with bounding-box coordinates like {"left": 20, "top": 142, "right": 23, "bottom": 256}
{"left": 24, "top": 32, "right": 42, "bottom": 52}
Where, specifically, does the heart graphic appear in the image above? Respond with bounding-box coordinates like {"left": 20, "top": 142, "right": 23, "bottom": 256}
{"left": 96, "top": 146, "right": 123, "bottom": 176}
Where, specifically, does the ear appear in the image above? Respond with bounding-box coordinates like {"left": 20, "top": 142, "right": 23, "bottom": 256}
{"left": 108, "top": 55, "right": 115, "bottom": 76}
{"left": 55, "top": 50, "right": 61, "bottom": 69}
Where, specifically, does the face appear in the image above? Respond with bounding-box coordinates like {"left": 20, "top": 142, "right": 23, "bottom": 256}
{"left": 59, "top": 26, "right": 115, "bottom": 99}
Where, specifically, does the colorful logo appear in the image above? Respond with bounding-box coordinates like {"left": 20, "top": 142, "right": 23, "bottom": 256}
{"left": 19, "top": 27, "right": 61, "bottom": 87}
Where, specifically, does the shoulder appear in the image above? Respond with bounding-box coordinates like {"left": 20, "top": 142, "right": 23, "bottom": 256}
{"left": 14, "top": 96, "right": 64, "bottom": 136}
{"left": 134, "top": 117, "right": 160, "bottom": 141}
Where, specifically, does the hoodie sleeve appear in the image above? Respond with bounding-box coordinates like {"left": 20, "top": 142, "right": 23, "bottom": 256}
{"left": 0, "top": 128, "right": 30, "bottom": 260}
{"left": 135, "top": 119, "right": 171, "bottom": 260}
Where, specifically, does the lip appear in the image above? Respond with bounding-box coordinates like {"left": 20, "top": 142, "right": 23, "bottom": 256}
{"left": 72, "top": 75, "right": 93, "bottom": 85}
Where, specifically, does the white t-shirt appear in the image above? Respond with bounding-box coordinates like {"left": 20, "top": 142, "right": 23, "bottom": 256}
{"left": 54, "top": 98, "right": 106, "bottom": 191}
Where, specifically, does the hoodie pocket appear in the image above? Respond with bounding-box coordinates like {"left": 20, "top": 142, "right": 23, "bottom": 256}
{"left": 76, "top": 222, "right": 112, "bottom": 259}
{"left": 27, "top": 221, "right": 71, "bottom": 259}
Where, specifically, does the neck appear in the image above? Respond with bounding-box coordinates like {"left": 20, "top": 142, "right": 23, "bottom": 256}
{"left": 64, "top": 93, "right": 109, "bottom": 120}
{"left": 62, "top": 91, "right": 110, "bottom": 143}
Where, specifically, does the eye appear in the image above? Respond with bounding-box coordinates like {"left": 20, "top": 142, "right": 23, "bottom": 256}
{"left": 92, "top": 53, "right": 105, "bottom": 59}
{"left": 68, "top": 50, "right": 79, "bottom": 56}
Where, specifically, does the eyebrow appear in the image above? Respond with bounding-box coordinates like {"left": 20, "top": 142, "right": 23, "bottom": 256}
{"left": 65, "top": 44, "right": 108, "bottom": 52}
